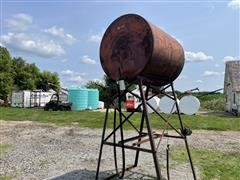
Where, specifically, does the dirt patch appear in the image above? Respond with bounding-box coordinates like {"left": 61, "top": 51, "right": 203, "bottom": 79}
{"left": 0, "top": 120, "right": 240, "bottom": 179}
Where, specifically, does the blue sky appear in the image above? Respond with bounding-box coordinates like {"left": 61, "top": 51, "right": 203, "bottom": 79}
{"left": 1, "top": 0, "right": 239, "bottom": 91}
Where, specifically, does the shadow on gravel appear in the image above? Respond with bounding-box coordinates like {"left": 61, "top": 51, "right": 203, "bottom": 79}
{"left": 50, "top": 169, "right": 156, "bottom": 180}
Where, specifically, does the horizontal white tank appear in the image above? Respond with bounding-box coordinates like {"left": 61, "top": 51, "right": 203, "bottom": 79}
{"left": 159, "top": 96, "right": 179, "bottom": 114}
{"left": 141, "top": 96, "right": 160, "bottom": 113}
{"left": 98, "top": 101, "right": 104, "bottom": 109}
{"left": 179, "top": 95, "right": 200, "bottom": 115}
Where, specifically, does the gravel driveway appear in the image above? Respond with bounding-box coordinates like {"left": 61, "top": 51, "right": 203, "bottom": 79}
{"left": 1, "top": 120, "right": 240, "bottom": 180}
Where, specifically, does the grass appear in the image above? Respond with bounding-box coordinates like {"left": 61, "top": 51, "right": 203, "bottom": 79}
{"left": 0, "top": 176, "right": 11, "bottom": 180}
{"left": 0, "top": 144, "right": 12, "bottom": 157}
{"left": 0, "top": 107, "right": 240, "bottom": 131}
{"left": 171, "top": 147, "right": 240, "bottom": 180}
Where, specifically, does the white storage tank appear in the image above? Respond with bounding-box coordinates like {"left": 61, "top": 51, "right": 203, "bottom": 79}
{"left": 159, "top": 96, "right": 179, "bottom": 114}
{"left": 98, "top": 101, "right": 104, "bottom": 109}
{"left": 141, "top": 96, "right": 160, "bottom": 113}
{"left": 179, "top": 95, "right": 200, "bottom": 115}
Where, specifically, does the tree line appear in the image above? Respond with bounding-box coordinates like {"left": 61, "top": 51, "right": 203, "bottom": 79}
{"left": 0, "top": 46, "right": 60, "bottom": 104}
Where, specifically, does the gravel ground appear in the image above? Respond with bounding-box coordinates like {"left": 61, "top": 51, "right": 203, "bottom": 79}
{"left": 0, "top": 120, "right": 240, "bottom": 180}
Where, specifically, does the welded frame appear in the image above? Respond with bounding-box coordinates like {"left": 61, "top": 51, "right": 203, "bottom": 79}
{"left": 95, "top": 77, "right": 197, "bottom": 180}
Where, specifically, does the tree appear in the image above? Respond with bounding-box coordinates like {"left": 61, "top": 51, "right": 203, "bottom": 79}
{"left": 37, "top": 71, "right": 60, "bottom": 92}
{"left": 12, "top": 57, "right": 40, "bottom": 90}
{"left": 0, "top": 46, "right": 12, "bottom": 73}
{"left": 86, "top": 75, "right": 136, "bottom": 102}
{"left": 0, "top": 73, "right": 13, "bottom": 105}
{"left": 0, "top": 46, "right": 13, "bottom": 104}
{"left": 0, "top": 46, "right": 61, "bottom": 105}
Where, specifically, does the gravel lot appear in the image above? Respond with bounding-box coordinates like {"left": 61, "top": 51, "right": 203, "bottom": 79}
{"left": 1, "top": 120, "right": 240, "bottom": 180}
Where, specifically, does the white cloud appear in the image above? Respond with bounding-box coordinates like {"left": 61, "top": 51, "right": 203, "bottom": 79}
{"left": 68, "top": 75, "right": 86, "bottom": 84}
{"left": 196, "top": 80, "right": 203, "bottom": 84}
{"left": 61, "top": 69, "right": 74, "bottom": 76}
{"left": 223, "top": 56, "right": 239, "bottom": 62}
{"left": 0, "top": 42, "right": 4, "bottom": 47}
{"left": 61, "top": 69, "right": 87, "bottom": 86}
{"left": 1, "top": 32, "right": 65, "bottom": 57}
{"left": 44, "top": 26, "right": 76, "bottom": 44}
{"left": 2, "top": 14, "right": 76, "bottom": 58}
{"left": 185, "top": 51, "right": 213, "bottom": 62}
{"left": 81, "top": 55, "right": 96, "bottom": 65}
{"left": 203, "top": 71, "right": 220, "bottom": 77}
{"left": 228, "top": 0, "right": 240, "bottom": 9}
{"left": 6, "top": 13, "right": 32, "bottom": 31}
{"left": 89, "top": 30, "right": 104, "bottom": 43}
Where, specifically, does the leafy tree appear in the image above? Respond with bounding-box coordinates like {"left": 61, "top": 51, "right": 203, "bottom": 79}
{"left": 0, "top": 73, "right": 13, "bottom": 105}
{"left": 12, "top": 57, "right": 40, "bottom": 90}
{"left": 37, "top": 71, "right": 60, "bottom": 92}
{"left": 0, "top": 46, "right": 61, "bottom": 104}
{"left": 86, "top": 75, "right": 136, "bottom": 102}
{"left": 0, "top": 46, "right": 13, "bottom": 104}
{"left": 85, "top": 75, "right": 117, "bottom": 101}
{"left": 0, "top": 46, "right": 12, "bottom": 73}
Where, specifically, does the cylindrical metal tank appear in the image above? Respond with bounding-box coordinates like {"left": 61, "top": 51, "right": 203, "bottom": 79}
{"left": 100, "top": 14, "right": 185, "bottom": 86}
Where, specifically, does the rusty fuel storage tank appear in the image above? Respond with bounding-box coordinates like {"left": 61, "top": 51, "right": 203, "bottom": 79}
{"left": 100, "top": 14, "right": 185, "bottom": 86}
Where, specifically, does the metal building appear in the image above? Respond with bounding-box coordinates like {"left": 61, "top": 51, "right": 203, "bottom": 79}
{"left": 224, "top": 60, "right": 240, "bottom": 115}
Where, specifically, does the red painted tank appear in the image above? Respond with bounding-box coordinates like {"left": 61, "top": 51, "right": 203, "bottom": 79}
{"left": 100, "top": 14, "right": 185, "bottom": 86}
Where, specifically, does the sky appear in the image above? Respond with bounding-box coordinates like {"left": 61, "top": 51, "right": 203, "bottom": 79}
{"left": 0, "top": 0, "right": 239, "bottom": 91}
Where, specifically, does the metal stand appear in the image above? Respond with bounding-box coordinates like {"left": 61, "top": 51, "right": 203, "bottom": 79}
{"left": 96, "top": 77, "right": 197, "bottom": 180}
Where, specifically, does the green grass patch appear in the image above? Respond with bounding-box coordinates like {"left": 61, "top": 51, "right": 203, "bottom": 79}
{"left": 0, "top": 107, "right": 240, "bottom": 131}
{"left": 0, "top": 144, "right": 12, "bottom": 156}
{"left": 171, "top": 148, "right": 240, "bottom": 180}
{"left": 0, "top": 176, "right": 11, "bottom": 180}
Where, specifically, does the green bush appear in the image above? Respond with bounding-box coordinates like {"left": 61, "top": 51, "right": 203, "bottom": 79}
{"left": 200, "top": 98, "right": 225, "bottom": 111}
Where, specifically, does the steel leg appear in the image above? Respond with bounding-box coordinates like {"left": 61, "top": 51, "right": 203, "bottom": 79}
{"left": 139, "top": 79, "right": 162, "bottom": 180}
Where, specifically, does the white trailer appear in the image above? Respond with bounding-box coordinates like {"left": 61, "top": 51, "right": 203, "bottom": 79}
{"left": 11, "top": 90, "right": 31, "bottom": 108}
{"left": 11, "top": 90, "right": 55, "bottom": 108}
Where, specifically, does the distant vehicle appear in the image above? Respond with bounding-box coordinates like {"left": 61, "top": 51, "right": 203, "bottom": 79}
{"left": 125, "top": 88, "right": 142, "bottom": 112}
{"left": 44, "top": 93, "right": 72, "bottom": 111}
{"left": 125, "top": 95, "right": 141, "bottom": 112}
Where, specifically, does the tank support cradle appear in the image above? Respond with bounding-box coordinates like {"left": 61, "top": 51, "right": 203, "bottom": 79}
{"left": 95, "top": 77, "right": 197, "bottom": 180}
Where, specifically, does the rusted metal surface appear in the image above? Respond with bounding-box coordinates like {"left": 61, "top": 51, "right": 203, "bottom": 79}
{"left": 100, "top": 14, "right": 185, "bottom": 86}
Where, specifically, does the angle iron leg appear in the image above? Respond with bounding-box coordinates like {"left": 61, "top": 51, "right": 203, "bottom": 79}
{"left": 139, "top": 79, "right": 162, "bottom": 180}
{"left": 171, "top": 83, "right": 197, "bottom": 180}
{"left": 134, "top": 85, "right": 150, "bottom": 167}
{"left": 117, "top": 84, "right": 126, "bottom": 178}
{"left": 96, "top": 105, "right": 110, "bottom": 180}
{"left": 134, "top": 110, "right": 145, "bottom": 167}
{"left": 113, "top": 107, "right": 119, "bottom": 175}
